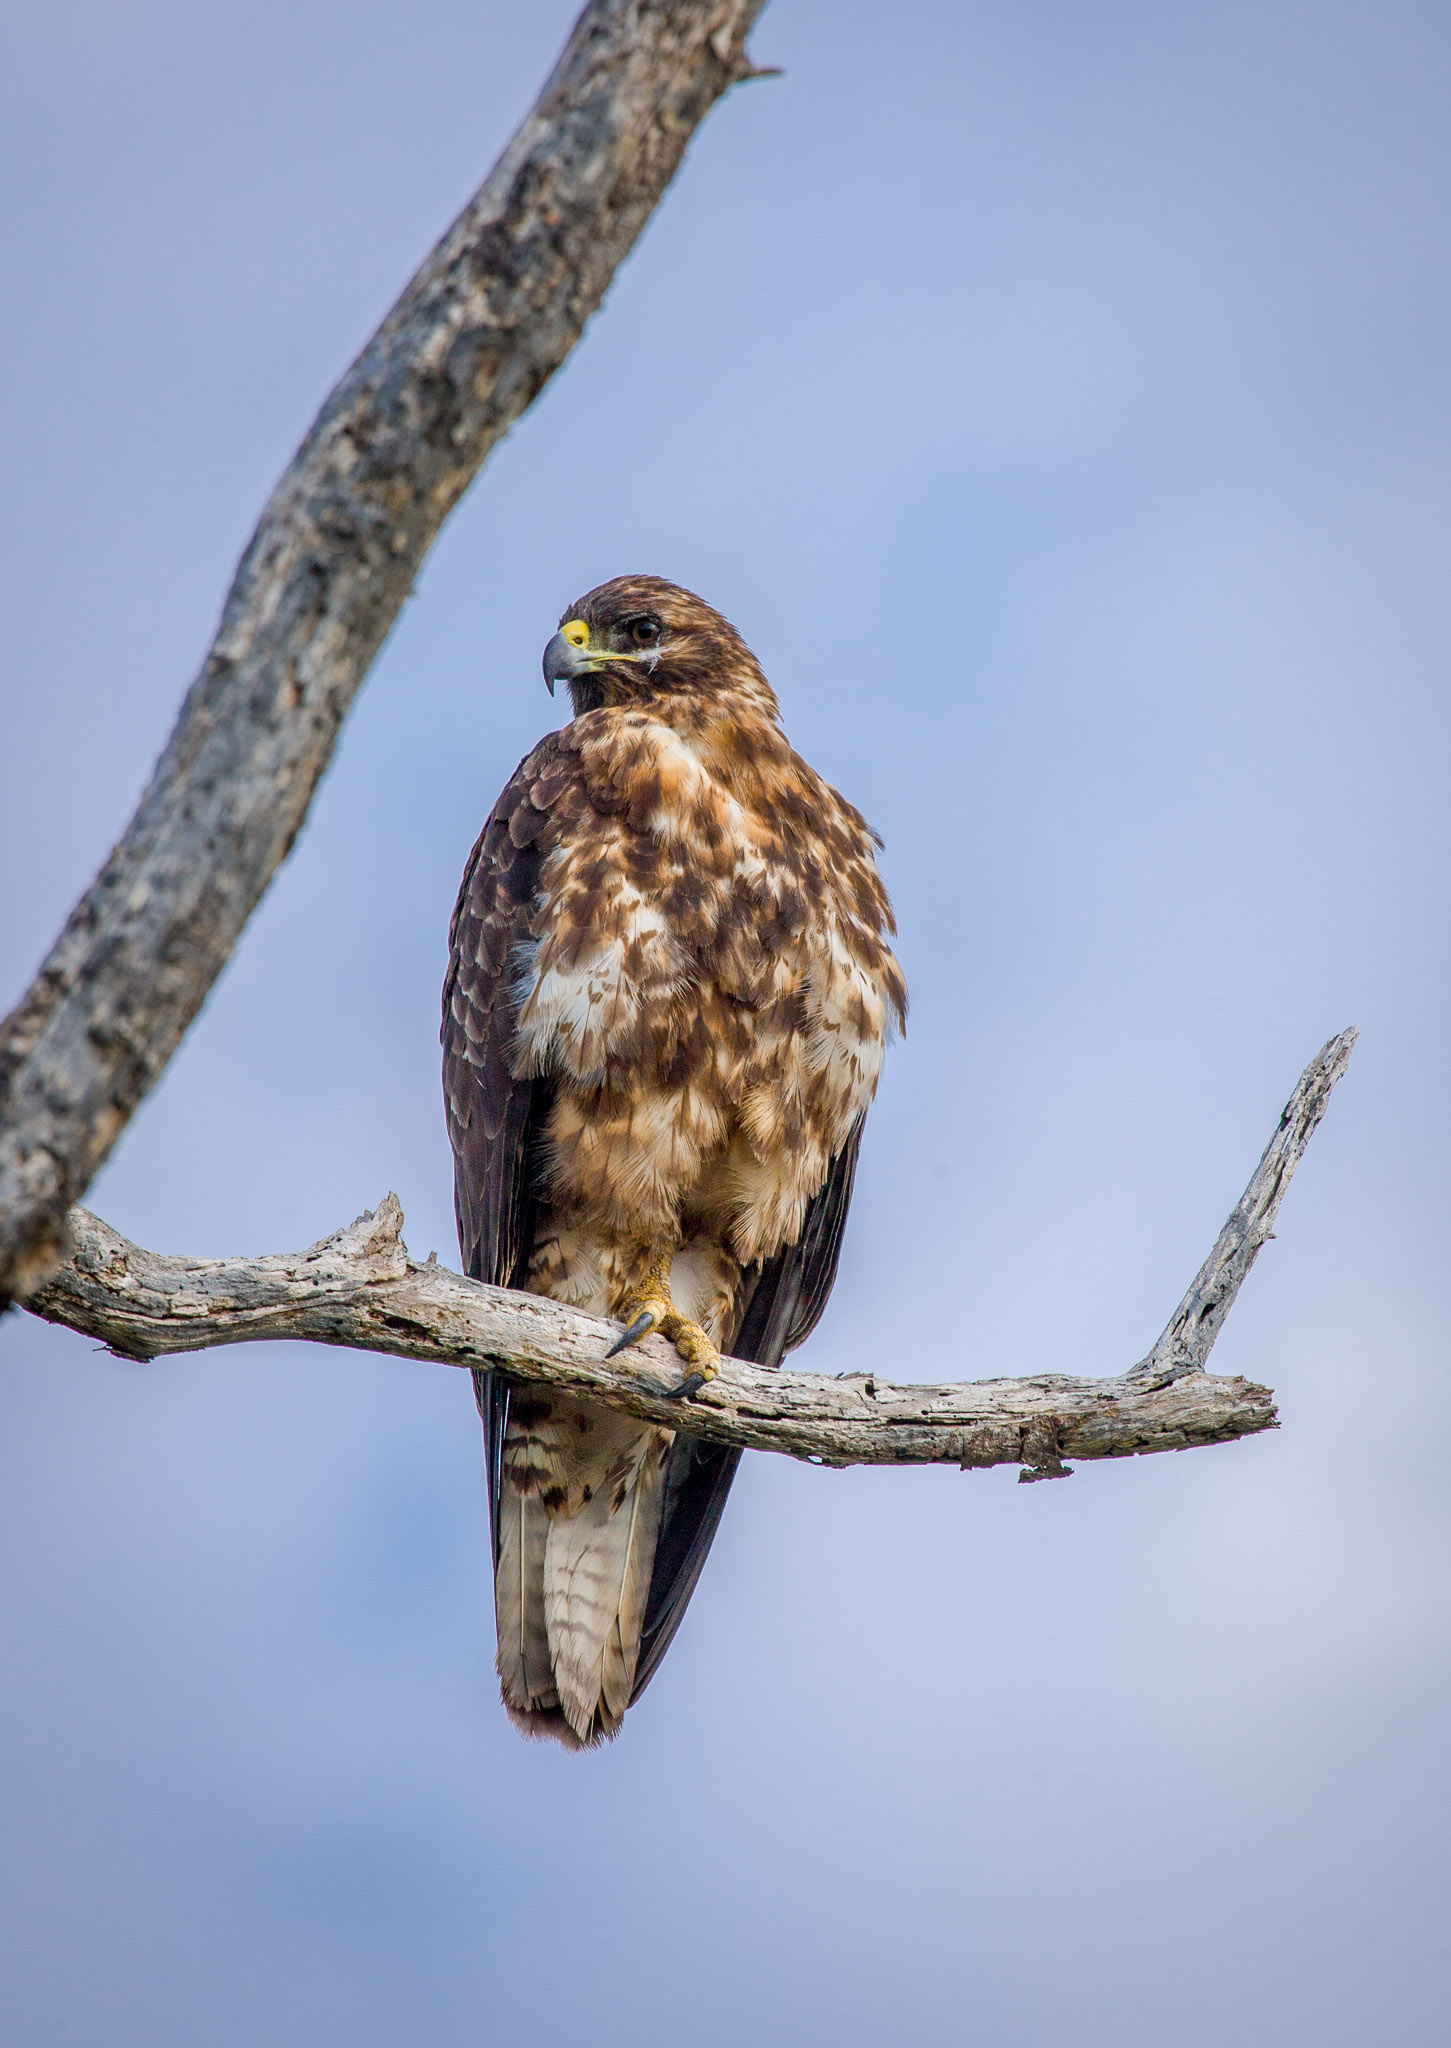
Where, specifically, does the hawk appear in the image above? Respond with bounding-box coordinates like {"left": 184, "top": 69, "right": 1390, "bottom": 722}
{"left": 442, "top": 577, "right": 905, "bottom": 1746}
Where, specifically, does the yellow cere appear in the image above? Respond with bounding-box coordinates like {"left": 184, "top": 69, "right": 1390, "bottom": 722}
{"left": 561, "top": 619, "right": 589, "bottom": 648}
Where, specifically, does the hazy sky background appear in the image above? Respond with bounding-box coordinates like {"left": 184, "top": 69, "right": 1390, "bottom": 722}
{"left": 3, "top": 2, "right": 1449, "bottom": 2042}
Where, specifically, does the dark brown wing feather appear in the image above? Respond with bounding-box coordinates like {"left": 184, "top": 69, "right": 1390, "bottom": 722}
{"left": 442, "top": 744, "right": 561, "bottom": 1291}
{"left": 442, "top": 744, "right": 560, "bottom": 1557}
{"left": 630, "top": 1117, "right": 866, "bottom": 1702}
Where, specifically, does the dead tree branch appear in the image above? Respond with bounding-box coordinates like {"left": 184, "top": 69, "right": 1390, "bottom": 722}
{"left": 0, "top": 0, "right": 771, "bottom": 1307}
{"left": 25, "top": 1032, "right": 1355, "bottom": 1475}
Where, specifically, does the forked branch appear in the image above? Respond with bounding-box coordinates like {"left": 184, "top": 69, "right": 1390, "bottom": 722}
{"left": 25, "top": 1031, "right": 1356, "bottom": 1476}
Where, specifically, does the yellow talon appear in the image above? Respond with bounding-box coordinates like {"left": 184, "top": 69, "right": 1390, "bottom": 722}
{"left": 605, "top": 1256, "right": 721, "bottom": 1391}
{"left": 661, "top": 1314, "right": 719, "bottom": 1374}
{"left": 655, "top": 1313, "right": 719, "bottom": 1401}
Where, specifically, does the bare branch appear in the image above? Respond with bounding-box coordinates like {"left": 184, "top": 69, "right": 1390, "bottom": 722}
{"left": 23, "top": 1035, "right": 1356, "bottom": 1476}
{"left": 1130, "top": 1025, "right": 1358, "bottom": 1384}
{"left": 0, "top": 0, "right": 770, "bottom": 1306}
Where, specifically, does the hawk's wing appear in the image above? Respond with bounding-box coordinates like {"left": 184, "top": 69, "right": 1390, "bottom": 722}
{"left": 630, "top": 1116, "right": 866, "bottom": 1702}
{"left": 442, "top": 745, "right": 558, "bottom": 1555}
{"left": 443, "top": 745, "right": 561, "bottom": 1297}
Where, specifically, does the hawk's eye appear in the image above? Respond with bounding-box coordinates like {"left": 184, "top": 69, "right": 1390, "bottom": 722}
{"left": 626, "top": 616, "right": 662, "bottom": 648}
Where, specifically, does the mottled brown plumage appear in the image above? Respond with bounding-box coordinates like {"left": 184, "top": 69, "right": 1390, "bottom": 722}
{"left": 443, "top": 577, "right": 905, "bottom": 1745}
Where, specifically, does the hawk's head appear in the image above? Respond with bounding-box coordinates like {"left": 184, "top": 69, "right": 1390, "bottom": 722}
{"left": 542, "top": 576, "right": 774, "bottom": 719}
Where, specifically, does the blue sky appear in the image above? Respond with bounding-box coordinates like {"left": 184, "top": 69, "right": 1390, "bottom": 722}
{"left": 2, "top": 3, "right": 1449, "bottom": 2042}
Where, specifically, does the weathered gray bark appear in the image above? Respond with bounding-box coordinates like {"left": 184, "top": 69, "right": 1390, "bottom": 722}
{"left": 0, "top": 0, "right": 771, "bottom": 1308}
{"left": 26, "top": 1032, "right": 1355, "bottom": 1475}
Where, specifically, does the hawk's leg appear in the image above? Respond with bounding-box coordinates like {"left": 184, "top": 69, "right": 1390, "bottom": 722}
{"left": 605, "top": 1248, "right": 720, "bottom": 1397}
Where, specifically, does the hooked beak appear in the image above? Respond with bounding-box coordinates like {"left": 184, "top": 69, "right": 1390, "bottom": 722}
{"left": 542, "top": 629, "right": 584, "bottom": 698}
{"left": 543, "top": 618, "right": 604, "bottom": 697}
{"left": 543, "top": 617, "right": 654, "bottom": 696}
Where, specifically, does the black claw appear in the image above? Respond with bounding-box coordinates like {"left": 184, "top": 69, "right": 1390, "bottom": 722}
{"left": 606, "top": 1310, "right": 658, "bottom": 1359}
{"left": 663, "top": 1370, "right": 709, "bottom": 1403}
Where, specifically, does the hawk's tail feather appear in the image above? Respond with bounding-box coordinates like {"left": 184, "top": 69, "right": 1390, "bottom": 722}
{"left": 502, "top": 1699, "right": 597, "bottom": 1749}
{"left": 543, "top": 1440, "right": 668, "bottom": 1744}
{"left": 494, "top": 1485, "right": 557, "bottom": 1718}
